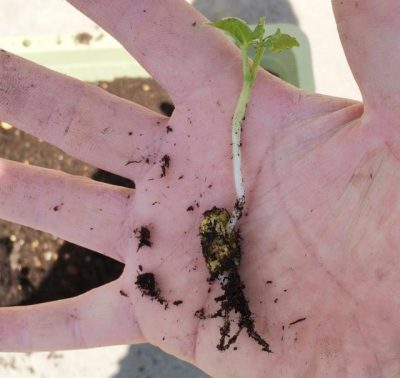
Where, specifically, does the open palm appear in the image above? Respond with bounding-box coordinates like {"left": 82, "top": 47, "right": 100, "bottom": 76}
{"left": 1, "top": 0, "right": 399, "bottom": 376}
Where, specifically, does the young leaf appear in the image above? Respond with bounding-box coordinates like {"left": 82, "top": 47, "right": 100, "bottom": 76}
{"left": 207, "top": 17, "right": 253, "bottom": 46}
{"left": 251, "top": 16, "right": 266, "bottom": 40}
{"left": 263, "top": 28, "right": 299, "bottom": 52}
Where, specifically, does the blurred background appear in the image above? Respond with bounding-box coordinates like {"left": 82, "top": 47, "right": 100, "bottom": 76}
{"left": 0, "top": 1, "right": 360, "bottom": 377}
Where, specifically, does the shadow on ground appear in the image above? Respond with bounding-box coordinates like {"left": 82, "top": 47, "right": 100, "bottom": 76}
{"left": 113, "top": 344, "right": 209, "bottom": 378}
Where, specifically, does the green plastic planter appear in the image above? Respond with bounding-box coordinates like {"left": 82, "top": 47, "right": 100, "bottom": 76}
{"left": 0, "top": 24, "right": 314, "bottom": 91}
{"left": 259, "top": 23, "right": 315, "bottom": 91}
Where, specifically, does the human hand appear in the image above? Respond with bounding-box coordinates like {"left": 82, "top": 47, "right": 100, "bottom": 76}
{"left": 1, "top": 0, "right": 399, "bottom": 376}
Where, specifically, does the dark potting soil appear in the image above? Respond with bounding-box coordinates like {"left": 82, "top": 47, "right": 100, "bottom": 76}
{"left": 135, "top": 272, "right": 167, "bottom": 307}
{"left": 135, "top": 226, "right": 152, "bottom": 251}
{"left": 0, "top": 77, "right": 172, "bottom": 306}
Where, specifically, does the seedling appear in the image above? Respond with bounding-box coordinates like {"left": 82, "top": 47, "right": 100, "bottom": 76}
{"left": 207, "top": 16, "right": 299, "bottom": 231}
{"left": 197, "top": 18, "right": 299, "bottom": 352}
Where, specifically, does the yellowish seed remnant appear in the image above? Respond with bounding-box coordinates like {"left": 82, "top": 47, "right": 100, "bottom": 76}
{"left": 199, "top": 207, "right": 240, "bottom": 275}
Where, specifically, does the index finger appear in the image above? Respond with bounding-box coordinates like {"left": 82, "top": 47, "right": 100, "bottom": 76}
{"left": 67, "top": 0, "right": 242, "bottom": 104}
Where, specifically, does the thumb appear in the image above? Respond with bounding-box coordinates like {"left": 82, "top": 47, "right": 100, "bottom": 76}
{"left": 332, "top": 0, "right": 400, "bottom": 112}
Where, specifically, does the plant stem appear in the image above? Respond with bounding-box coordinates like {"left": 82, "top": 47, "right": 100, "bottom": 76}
{"left": 226, "top": 46, "right": 254, "bottom": 234}
{"left": 251, "top": 45, "right": 266, "bottom": 81}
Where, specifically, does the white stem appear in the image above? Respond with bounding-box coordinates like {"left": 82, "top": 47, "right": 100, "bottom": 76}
{"left": 226, "top": 48, "right": 252, "bottom": 234}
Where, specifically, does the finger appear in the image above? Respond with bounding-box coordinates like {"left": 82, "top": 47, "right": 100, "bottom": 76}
{"left": 0, "top": 280, "right": 143, "bottom": 352}
{"left": 0, "top": 158, "right": 135, "bottom": 263}
{"left": 332, "top": 0, "right": 400, "bottom": 110}
{"left": 0, "top": 50, "right": 169, "bottom": 180}
{"left": 67, "top": 0, "right": 243, "bottom": 104}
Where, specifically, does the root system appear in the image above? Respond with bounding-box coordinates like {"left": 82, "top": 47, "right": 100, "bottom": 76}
{"left": 198, "top": 207, "right": 272, "bottom": 352}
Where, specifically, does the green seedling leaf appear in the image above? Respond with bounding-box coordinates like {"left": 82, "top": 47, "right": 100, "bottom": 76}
{"left": 207, "top": 17, "right": 253, "bottom": 46}
{"left": 251, "top": 16, "right": 266, "bottom": 40}
{"left": 263, "top": 28, "right": 299, "bottom": 52}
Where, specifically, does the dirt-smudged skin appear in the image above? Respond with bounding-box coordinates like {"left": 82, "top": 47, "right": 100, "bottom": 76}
{"left": 198, "top": 207, "right": 272, "bottom": 352}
